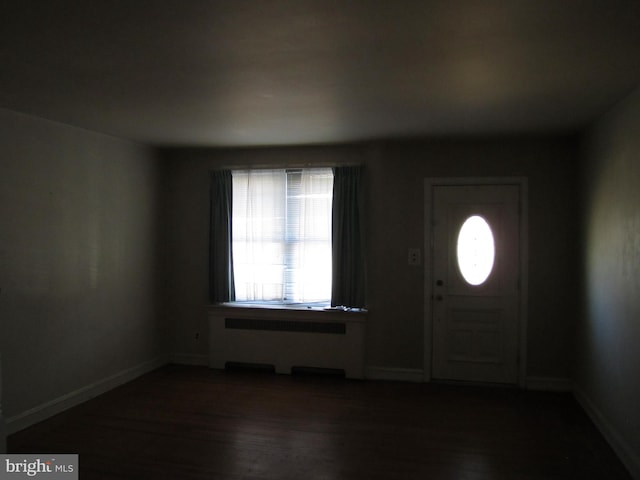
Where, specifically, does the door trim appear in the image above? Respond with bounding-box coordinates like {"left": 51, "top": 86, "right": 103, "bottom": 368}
{"left": 423, "top": 177, "right": 528, "bottom": 387}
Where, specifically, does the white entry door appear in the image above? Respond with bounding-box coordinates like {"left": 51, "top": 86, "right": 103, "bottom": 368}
{"left": 431, "top": 184, "right": 521, "bottom": 384}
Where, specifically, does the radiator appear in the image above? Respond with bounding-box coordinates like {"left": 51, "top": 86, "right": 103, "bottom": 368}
{"left": 208, "top": 305, "right": 366, "bottom": 379}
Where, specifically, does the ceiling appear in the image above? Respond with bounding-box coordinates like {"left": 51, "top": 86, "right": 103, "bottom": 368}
{"left": 1, "top": 0, "right": 639, "bottom": 147}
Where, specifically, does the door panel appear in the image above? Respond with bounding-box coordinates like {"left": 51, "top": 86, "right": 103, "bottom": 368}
{"left": 432, "top": 185, "right": 520, "bottom": 384}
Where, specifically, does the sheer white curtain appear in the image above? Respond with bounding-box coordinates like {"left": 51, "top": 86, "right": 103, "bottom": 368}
{"left": 232, "top": 169, "right": 286, "bottom": 301}
{"left": 232, "top": 168, "right": 333, "bottom": 303}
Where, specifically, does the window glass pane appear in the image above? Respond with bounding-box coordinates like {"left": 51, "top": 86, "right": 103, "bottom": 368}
{"left": 456, "top": 215, "right": 495, "bottom": 286}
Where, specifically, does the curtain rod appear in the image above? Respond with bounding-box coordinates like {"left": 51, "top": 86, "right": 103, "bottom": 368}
{"left": 211, "top": 162, "right": 362, "bottom": 171}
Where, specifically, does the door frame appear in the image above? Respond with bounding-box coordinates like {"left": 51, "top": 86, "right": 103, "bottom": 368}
{"left": 423, "top": 177, "right": 529, "bottom": 388}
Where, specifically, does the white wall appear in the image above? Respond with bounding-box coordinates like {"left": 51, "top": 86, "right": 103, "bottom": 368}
{"left": 0, "top": 109, "right": 166, "bottom": 431}
{"left": 578, "top": 87, "right": 640, "bottom": 479}
{"left": 0, "top": 353, "right": 5, "bottom": 452}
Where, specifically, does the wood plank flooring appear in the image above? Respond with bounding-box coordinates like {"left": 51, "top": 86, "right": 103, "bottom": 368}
{"left": 8, "top": 365, "right": 632, "bottom": 479}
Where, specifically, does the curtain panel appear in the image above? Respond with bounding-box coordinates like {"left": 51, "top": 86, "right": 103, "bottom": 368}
{"left": 231, "top": 169, "right": 287, "bottom": 302}
{"left": 331, "top": 166, "right": 366, "bottom": 308}
{"left": 209, "top": 170, "right": 235, "bottom": 303}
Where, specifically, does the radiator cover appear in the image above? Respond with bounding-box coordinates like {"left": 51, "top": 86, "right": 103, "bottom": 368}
{"left": 208, "top": 305, "right": 366, "bottom": 379}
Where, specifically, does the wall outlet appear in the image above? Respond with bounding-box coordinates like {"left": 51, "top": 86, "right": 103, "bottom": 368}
{"left": 408, "top": 248, "right": 421, "bottom": 266}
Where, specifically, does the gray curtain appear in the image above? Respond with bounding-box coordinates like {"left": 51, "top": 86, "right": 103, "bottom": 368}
{"left": 209, "top": 170, "right": 235, "bottom": 303}
{"left": 331, "top": 166, "right": 366, "bottom": 308}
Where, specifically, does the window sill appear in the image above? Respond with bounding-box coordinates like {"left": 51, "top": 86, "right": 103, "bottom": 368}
{"left": 207, "top": 302, "right": 367, "bottom": 322}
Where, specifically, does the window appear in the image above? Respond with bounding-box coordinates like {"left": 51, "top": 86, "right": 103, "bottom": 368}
{"left": 456, "top": 215, "right": 495, "bottom": 286}
{"left": 231, "top": 168, "right": 333, "bottom": 304}
{"left": 209, "top": 165, "right": 365, "bottom": 308}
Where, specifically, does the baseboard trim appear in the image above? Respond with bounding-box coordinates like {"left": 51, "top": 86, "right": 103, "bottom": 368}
{"left": 6, "top": 356, "right": 168, "bottom": 435}
{"left": 525, "top": 376, "right": 573, "bottom": 392}
{"left": 169, "top": 353, "right": 209, "bottom": 366}
{"left": 365, "top": 366, "right": 424, "bottom": 383}
{"left": 574, "top": 386, "right": 640, "bottom": 480}
{"left": 364, "top": 372, "right": 573, "bottom": 389}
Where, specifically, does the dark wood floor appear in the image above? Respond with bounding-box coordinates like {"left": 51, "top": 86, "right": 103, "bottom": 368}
{"left": 8, "top": 365, "right": 632, "bottom": 480}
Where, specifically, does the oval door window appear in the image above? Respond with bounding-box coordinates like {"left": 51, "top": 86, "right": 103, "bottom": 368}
{"left": 456, "top": 215, "right": 495, "bottom": 285}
